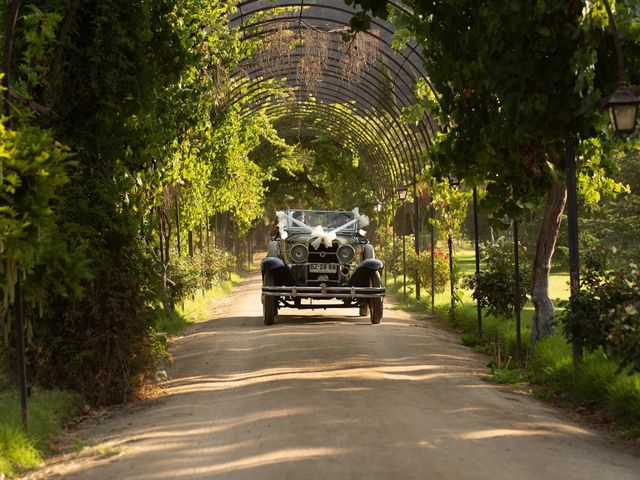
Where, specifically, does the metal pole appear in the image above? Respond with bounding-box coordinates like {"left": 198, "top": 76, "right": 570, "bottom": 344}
{"left": 392, "top": 201, "right": 397, "bottom": 285}
{"left": 3, "top": 1, "right": 21, "bottom": 118}
{"left": 175, "top": 197, "right": 181, "bottom": 257}
{"left": 14, "top": 276, "right": 28, "bottom": 430}
{"left": 383, "top": 206, "right": 387, "bottom": 286}
{"left": 514, "top": 219, "right": 522, "bottom": 360}
{"left": 413, "top": 183, "right": 420, "bottom": 301}
{"left": 4, "top": 0, "right": 28, "bottom": 431}
{"left": 473, "top": 187, "right": 482, "bottom": 338}
{"left": 430, "top": 203, "right": 435, "bottom": 314}
{"left": 205, "top": 212, "right": 210, "bottom": 252}
{"left": 602, "top": 0, "right": 626, "bottom": 84}
{"left": 566, "top": 141, "right": 583, "bottom": 376}
{"left": 402, "top": 202, "right": 407, "bottom": 304}
{"left": 448, "top": 233, "right": 455, "bottom": 319}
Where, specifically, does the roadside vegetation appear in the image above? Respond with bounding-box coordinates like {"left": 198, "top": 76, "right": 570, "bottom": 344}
{"left": 382, "top": 243, "right": 640, "bottom": 438}
{"left": 0, "top": 386, "right": 82, "bottom": 477}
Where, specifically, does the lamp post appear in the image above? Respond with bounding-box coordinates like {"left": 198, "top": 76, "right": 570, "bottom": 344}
{"left": 565, "top": 0, "right": 639, "bottom": 376}
{"left": 397, "top": 183, "right": 408, "bottom": 304}
{"left": 375, "top": 200, "right": 386, "bottom": 285}
{"left": 3, "top": 0, "right": 29, "bottom": 432}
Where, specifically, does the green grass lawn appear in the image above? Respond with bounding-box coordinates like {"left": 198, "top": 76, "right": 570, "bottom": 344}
{"left": 385, "top": 245, "right": 640, "bottom": 437}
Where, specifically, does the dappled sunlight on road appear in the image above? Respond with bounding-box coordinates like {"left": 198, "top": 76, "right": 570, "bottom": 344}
{"left": 132, "top": 447, "right": 349, "bottom": 480}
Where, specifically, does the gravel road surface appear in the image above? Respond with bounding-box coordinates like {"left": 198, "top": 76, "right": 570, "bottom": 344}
{"left": 24, "top": 270, "right": 640, "bottom": 479}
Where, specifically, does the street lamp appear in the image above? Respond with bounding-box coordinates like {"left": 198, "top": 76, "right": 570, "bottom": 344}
{"left": 397, "top": 183, "right": 408, "bottom": 304}
{"left": 396, "top": 183, "right": 408, "bottom": 201}
{"left": 602, "top": 0, "right": 640, "bottom": 135}
{"left": 606, "top": 83, "right": 640, "bottom": 135}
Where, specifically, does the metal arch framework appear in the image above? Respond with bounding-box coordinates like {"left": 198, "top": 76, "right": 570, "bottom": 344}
{"left": 251, "top": 99, "right": 400, "bottom": 194}
{"left": 229, "top": 54, "right": 436, "bottom": 144}
{"left": 229, "top": 0, "right": 440, "bottom": 190}
{"left": 242, "top": 91, "right": 409, "bottom": 187}
{"left": 245, "top": 100, "right": 401, "bottom": 196}
{"left": 236, "top": 79, "right": 420, "bottom": 176}
{"left": 269, "top": 117, "right": 397, "bottom": 196}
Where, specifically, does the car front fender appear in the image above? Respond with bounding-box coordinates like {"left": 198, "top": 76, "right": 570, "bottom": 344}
{"left": 348, "top": 259, "right": 384, "bottom": 287}
{"left": 261, "top": 257, "right": 297, "bottom": 286}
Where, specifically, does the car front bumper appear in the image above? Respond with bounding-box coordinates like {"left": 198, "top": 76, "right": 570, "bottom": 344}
{"left": 262, "top": 285, "right": 385, "bottom": 299}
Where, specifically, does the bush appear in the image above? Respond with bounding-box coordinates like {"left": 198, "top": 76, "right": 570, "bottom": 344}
{"left": 407, "top": 248, "right": 450, "bottom": 294}
{"left": 464, "top": 238, "right": 531, "bottom": 319}
{"left": 561, "top": 248, "right": 640, "bottom": 374}
{"left": 165, "top": 247, "right": 237, "bottom": 304}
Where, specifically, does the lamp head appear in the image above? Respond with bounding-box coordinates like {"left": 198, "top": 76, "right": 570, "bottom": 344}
{"left": 606, "top": 83, "right": 640, "bottom": 135}
{"left": 396, "top": 183, "right": 408, "bottom": 201}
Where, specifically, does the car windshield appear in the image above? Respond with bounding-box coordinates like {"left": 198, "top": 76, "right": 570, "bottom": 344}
{"left": 287, "top": 210, "right": 357, "bottom": 232}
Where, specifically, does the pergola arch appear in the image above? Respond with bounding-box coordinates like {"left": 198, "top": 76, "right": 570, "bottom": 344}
{"left": 250, "top": 103, "right": 400, "bottom": 196}
{"left": 245, "top": 100, "right": 402, "bottom": 194}
{"left": 242, "top": 92, "right": 408, "bottom": 187}
{"left": 229, "top": 0, "right": 440, "bottom": 191}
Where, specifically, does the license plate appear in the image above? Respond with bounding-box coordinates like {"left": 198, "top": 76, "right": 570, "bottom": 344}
{"left": 309, "top": 263, "right": 337, "bottom": 274}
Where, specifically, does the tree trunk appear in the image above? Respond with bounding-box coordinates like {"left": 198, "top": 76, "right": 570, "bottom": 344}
{"left": 530, "top": 181, "right": 567, "bottom": 346}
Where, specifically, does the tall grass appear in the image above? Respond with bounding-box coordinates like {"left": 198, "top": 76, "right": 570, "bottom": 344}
{"left": 0, "top": 389, "right": 82, "bottom": 477}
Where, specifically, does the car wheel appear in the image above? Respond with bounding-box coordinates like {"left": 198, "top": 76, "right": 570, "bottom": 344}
{"left": 369, "top": 272, "right": 383, "bottom": 324}
{"left": 359, "top": 304, "right": 369, "bottom": 316}
{"left": 263, "top": 271, "right": 277, "bottom": 325}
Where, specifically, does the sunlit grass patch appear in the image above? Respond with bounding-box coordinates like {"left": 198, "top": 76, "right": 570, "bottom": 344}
{"left": 0, "top": 389, "right": 82, "bottom": 477}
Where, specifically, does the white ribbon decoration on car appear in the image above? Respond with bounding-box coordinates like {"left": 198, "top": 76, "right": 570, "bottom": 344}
{"left": 276, "top": 209, "right": 370, "bottom": 249}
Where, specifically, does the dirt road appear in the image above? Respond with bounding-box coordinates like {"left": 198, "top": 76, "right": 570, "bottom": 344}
{"left": 27, "top": 270, "right": 640, "bottom": 479}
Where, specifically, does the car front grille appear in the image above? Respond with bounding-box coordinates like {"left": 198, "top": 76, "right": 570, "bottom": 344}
{"left": 308, "top": 243, "right": 339, "bottom": 263}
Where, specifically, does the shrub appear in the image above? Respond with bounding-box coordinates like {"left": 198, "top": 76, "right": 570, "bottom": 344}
{"left": 165, "top": 247, "right": 237, "bottom": 304}
{"left": 561, "top": 248, "right": 640, "bottom": 374}
{"left": 407, "top": 248, "right": 450, "bottom": 294}
{"left": 463, "top": 238, "right": 531, "bottom": 319}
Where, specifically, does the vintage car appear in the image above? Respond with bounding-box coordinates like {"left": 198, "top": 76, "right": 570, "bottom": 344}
{"left": 261, "top": 208, "right": 385, "bottom": 325}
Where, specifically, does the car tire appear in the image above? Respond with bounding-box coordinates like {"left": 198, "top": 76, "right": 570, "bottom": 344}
{"left": 263, "top": 271, "right": 277, "bottom": 325}
{"left": 369, "top": 272, "right": 383, "bottom": 324}
{"left": 359, "top": 304, "right": 369, "bottom": 316}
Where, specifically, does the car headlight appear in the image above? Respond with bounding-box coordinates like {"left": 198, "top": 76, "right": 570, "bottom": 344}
{"left": 337, "top": 244, "right": 355, "bottom": 263}
{"left": 290, "top": 244, "right": 308, "bottom": 263}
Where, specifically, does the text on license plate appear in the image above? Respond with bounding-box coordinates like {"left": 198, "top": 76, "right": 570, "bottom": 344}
{"left": 309, "top": 264, "right": 337, "bottom": 273}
